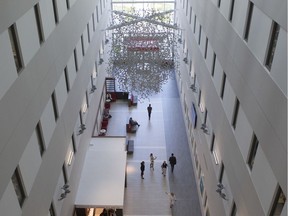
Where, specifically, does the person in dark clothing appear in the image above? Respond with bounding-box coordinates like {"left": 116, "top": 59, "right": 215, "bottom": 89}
{"left": 169, "top": 153, "right": 177, "bottom": 173}
{"left": 129, "top": 117, "right": 140, "bottom": 126}
{"left": 140, "top": 161, "right": 145, "bottom": 179}
{"left": 147, "top": 104, "right": 152, "bottom": 120}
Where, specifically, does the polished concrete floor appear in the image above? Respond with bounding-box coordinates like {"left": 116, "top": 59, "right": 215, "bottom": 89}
{"left": 99, "top": 74, "right": 202, "bottom": 216}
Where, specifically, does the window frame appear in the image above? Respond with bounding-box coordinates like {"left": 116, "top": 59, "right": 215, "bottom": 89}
{"left": 231, "top": 97, "right": 239, "bottom": 129}
{"left": 11, "top": 167, "right": 27, "bottom": 207}
{"left": 244, "top": 1, "right": 254, "bottom": 41}
{"left": 229, "top": 0, "right": 235, "bottom": 22}
{"left": 247, "top": 133, "right": 259, "bottom": 170}
{"left": 220, "top": 72, "right": 226, "bottom": 99}
{"left": 8, "top": 24, "right": 24, "bottom": 73}
{"left": 36, "top": 122, "right": 46, "bottom": 156}
{"left": 265, "top": 21, "right": 280, "bottom": 71}
{"left": 34, "top": 3, "right": 44, "bottom": 44}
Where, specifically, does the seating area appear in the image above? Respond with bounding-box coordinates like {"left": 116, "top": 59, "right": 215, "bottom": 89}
{"left": 126, "top": 140, "right": 134, "bottom": 154}
{"left": 126, "top": 123, "right": 138, "bottom": 133}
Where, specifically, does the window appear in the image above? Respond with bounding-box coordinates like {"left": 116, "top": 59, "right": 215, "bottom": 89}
{"left": 204, "top": 109, "right": 208, "bottom": 124}
{"left": 99, "top": 0, "right": 103, "bottom": 14}
{"left": 52, "top": 0, "right": 59, "bottom": 24}
{"left": 66, "top": 0, "right": 70, "bottom": 9}
{"left": 269, "top": 186, "right": 286, "bottom": 216}
{"left": 220, "top": 72, "right": 226, "bottom": 99}
{"left": 64, "top": 66, "right": 70, "bottom": 92}
{"left": 8, "top": 24, "right": 23, "bottom": 73}
{"left": 219, "top": 163, "right": 224, "bottom": 183}
{"left": 204, "top": 193, "right": 208, "bottom": 207}
{"left": 73, "top": 48, "right": 78, "bottom": 71}
{"left": 11, "top": 167, "right": 26, "bottom": 207}
{"left": 34, "top": 4, "right": 44, "bottom": 44}
{"left": 81, "top": 35, "right": 85, "bottom": 56}
{"left": 211, "top": 52, "right": 216, "bottom": 76}
{"left": 193, "top": 15, "right": 197, "bottom": 33}
{"left": 96, "top": 6, "right": 99, "bottom": 23}
{"left": 189, "top": 7, "right": 193, "bottom": 24}
{"left": 229, "top": 0, "right": 235, "bottom": 22}
{"left": 244, "top": 2, "right": 254, "bottom": 41}
{"left": 198, "top": 25, "right": 202, "bottom": 45}
{"left": 265, "top": 21, "right": 280, "bottom": 71}
{"left": 204, "top": 37, "right": 208, "bottom": 59}
{"left": 72, "top": 134, "right": 77, "bottom": 153}
{"left": 210, "top": 133, "right": 215, "bottom": 152}
{"left": 247, "top": 133, "right": 259, "bottom": 170}
{"left": 52, "top": 91, "right": 59, "bottom": 121}
{"left": 87, "top": 24, "right": 91, "bottom": 43}
{"left": 92, "top": 13, "right": 96, "bottom": 31}
{"left": 218, "top": 0, "right": 221, "bottom": 8}
{"left": 49, "top": 203, "right": 56, "bottom": 216}
{"left": 230, "top": 202, "right": 237, "bottom": 216}
{"left": 186, "top": 0, "right": 189, "bottom": 15}
{"left": 62, "top": 164, "right": 68, "bottom": 184}
{"left": 36, "top": 122, "right": 45, "bottom": 156}
{"left": 198, "top": 89, "right": 202, "bottom": 107}
{"left": 231, "top": 98, "right": 239, "bottom": 129}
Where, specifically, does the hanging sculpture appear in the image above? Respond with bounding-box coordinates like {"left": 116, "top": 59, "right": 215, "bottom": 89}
{"left": 105, "top": 8, "right": 181, "bottom": 100}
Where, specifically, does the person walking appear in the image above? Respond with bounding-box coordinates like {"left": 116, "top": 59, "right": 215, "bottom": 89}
{"left": 150, "top": 153, "right": 157, "bottom": 170}
{"left": 169, "top": 153, "right": 177, "bottom": 173}
{"left": 147, "top": 104, "right": 152, "bottom": 120}
{"left": 165, "top": 192, "right": 176, "bottom": 208}
{"left": 161, "top": 161, "right": 168, "bottom": 176}
{"left": 140, "top": 161, "right": 145, "bottom": 179}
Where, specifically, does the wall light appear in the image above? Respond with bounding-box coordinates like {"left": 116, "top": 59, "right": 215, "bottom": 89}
{"left": 92, "top": 70, "right": 97, "bottom": 79}
{"left": 199, "top": 103, "right": 205, "bottom": 113}
{"left": 82, "top": 103, "right": 87, "bottom": 114}
{"left": 212, "top": 151, "right": 219, "bottom": 165}
{"left": 67, "top": 151, "right": 74, "bottom": 166}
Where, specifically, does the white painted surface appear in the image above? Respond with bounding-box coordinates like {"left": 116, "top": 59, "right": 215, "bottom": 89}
{"left": 55, "top": 71, "right": 68, "bottom": 115}
{"left": 0, "top": 181, "right": 22, "bottom": 216}
{"left": 16, "top": 7, "right": 40, "bottom": 66}
{"left": 56, "top": 0, "right": 68, "bottom": 21}
{"left": 19, "top": 131, "right": 42, "bottom": 195}
{"left": 39, "top": 0, "right": 56, "bottom": 40}
{"left": 0, "top": 30, "right": 17, "bottom": 100}
{"left": 40, "top": 98, "right": 56, "bottom": 148}
{"left": 75, "top": 138, "right": 127, "bottom": 208}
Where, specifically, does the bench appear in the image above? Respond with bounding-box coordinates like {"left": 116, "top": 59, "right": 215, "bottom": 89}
{"left": 127, "top": 140, "right": 134, "bottom": 154}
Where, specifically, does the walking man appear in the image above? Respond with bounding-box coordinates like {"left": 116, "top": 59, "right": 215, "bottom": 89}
{"left": 169, "top": 153, "right": 177, "bottom": 173}
{"left": 140, "top": 161, "right": 145, "bottom": 179}
{"left": 161, "top": 161, "right": 168, "bottom": 176}
{"left": 147, "top": 104, "right": 152, "bottom": 120}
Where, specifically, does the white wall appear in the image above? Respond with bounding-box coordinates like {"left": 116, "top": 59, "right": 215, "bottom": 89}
{"left": 231, "top": 0, "right": 248, "bottom": 37}
{"left": 19, "top": 131, "right": 42, "bottom": 195}
{"left": 39, "top": 0, "right": 56, "bottom": 40}
{"left": 248, "top": 6, "right": 271, "bottom": 63}
{"left": 270, "top": 27, "right": 287, "bottom": 95}
{"left": 55, "top": 71, "right": 68, "bottom": 115}
{"left": 0, "top": 30, "right": 18, "bottom": 100}
{"left": 0, "top": 181, "right": 22, "bottom": 216}
{"left": 40, "top": 97, "right": 56, "bottom": 148}
{"left": 252, "top": 145, "right": 278, "bottom": 214}
{"left": 56, "top": 0, "right": 68, "bottom": 21}
{"left": 16, "top": 7, "right": 40, "bottom": 66}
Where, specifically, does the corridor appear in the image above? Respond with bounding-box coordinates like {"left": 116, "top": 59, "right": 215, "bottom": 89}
{"left": 99, "top": 73, "right": 202, "bottom": 215}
